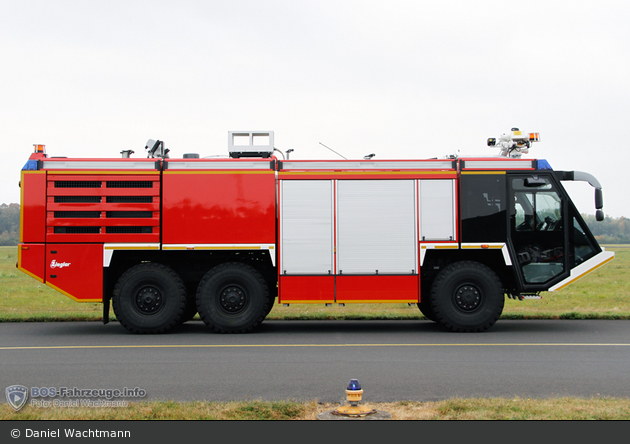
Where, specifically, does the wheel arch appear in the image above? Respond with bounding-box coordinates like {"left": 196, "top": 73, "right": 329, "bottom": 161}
{"left": 106, "top": 249, "right": 277, "bottom": 299}
{"left": 421, "top": 249, "right": 515, "bottom": 296}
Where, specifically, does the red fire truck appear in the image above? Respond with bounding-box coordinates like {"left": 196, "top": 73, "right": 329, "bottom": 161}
{"left": 17, "top": 130, "right": 614, "bottom": 333}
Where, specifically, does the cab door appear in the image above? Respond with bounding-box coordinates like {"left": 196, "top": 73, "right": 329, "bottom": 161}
{"left": 508, "top": 173, "right": 569, "bottom": 291}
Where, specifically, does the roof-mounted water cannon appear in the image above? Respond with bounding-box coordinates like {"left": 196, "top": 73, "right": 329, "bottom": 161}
{"left": 488, "top": 128, "right": 540, "bottom": 158}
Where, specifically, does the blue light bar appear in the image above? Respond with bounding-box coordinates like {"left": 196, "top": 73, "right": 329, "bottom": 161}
{"left": 22, "top": 160, "right": 39, "bottom": 170}
{"left": 347, "top": 379, "right": 361, "bottom": 391}
{"left": 537, "top": 159, "right": 553, "bottom": 170}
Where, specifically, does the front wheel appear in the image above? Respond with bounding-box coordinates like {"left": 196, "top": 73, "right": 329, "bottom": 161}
{"left": 430, "top": 261, "right": 504, "bottom": 332}
{"left": 196, "top": 263, "right": 270, "bottom": 333}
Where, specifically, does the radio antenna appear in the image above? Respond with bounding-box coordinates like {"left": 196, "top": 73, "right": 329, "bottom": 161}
{"left": 319, "top": 142, "right": 347, "bottom": 160}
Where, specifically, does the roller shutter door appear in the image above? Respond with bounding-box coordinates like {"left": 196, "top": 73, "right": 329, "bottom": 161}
{"left": 280, "top": 180, "right": 333, "bottom": 274}
{"left": 337, "top": 180, "right": 416, "bottom": 274}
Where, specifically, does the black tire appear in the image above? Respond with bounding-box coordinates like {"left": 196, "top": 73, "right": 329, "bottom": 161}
{"left": 265, "top": 280, "right": 277, "bottom": 317}
{"left": 196, "top": 262, "right": 270, "bottom": 333}
{"left": 265, "top": 296, "right": 276, "bottom": 317}
{"left": 430, "top": 261, "right": 504, "bottom": 332}
{"left": 112, "top": 263, "right": 188, "bottom": 334}
{"left": 417, "top": 298, "right": 436, "bottom": 322}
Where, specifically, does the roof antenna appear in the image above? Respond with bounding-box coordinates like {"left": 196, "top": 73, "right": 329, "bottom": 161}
{"left": 319, "top": 142, "right": 347, "bottom": 160}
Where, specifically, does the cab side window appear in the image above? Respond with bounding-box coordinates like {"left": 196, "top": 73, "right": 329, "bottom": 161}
{"left": 510, "top": 176, "right": 565, "bottom": 285}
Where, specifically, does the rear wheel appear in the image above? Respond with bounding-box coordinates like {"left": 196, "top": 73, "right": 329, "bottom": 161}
{"left": 265, "top": 279, "right": 277, "bottom": 316}
{"left": 430, "top": 261, "right": 504, "bottom": 332}
{"left": 196, "top": 263, "right": 269, "bottom": 333}
{"left": 112, "top": 263, "right": 188, "bottom": 334}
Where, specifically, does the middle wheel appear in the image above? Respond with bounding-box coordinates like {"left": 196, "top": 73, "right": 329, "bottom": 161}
{"left": 196, "top": 262, "right": 270, "bottom": 333}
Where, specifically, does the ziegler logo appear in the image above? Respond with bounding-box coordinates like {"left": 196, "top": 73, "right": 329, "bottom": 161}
{"left": 50, "top": 260, "right": 71, "bottom": 269}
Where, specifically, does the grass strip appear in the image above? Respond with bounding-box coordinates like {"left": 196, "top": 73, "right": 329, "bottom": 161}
{"left": 2, "top": 397, "right": 630, "bottom": 420}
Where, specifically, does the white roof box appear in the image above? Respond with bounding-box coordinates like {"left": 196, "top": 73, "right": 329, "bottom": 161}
{"left": 228, "top": 131, "right": 274, "bottom": 158}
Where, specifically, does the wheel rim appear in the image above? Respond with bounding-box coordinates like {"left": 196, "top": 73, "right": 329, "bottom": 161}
{"left": 134, "top": 285, "right": 164, "bottom": 315}
{"left": 218, "top": 284, "right": 248, "bottom": 314}
{"left": 453, "top": 284, "right": 483, "bottom": 313}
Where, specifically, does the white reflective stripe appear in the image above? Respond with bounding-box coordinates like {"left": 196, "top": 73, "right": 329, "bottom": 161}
{"left": 162, "top": 243, "right": 274, "bottom": 250}
{"left": 104, "top": 243, "right": 276, "bottom": 267}
{"left": 419, "top": 243, "right": 511, "bottom": 266}
{"left": 43, "top": 161, "right": 157, "bottom": 170}
{"left": 166, "top": 161, "right": 271, "bottom": 170}
{"left": 502, "top": 244, "right": 512, "bottom": 266}
{"left": 281, "top": 160, "right": 454, "bottom": 170}
{"left": 548, "top": 250, "right": 615, "bottom": 291}
{"left": 104, "top": 249, "right": 113, "bottom": 267}
{"left": 460, "top": 242, "right": 505, "bottom": 249}
{"left": 463, "top": 160, "right": 534, "bottom": 169}
{"left": 103, "top": 243, "right": 161, "bottom": 267}
{"left": 104, "top": 243, "right": 161, "bottom": 250}
{"left": 460, "top": 243, "right": 511, "bottom": 266}
{"left": 161, "top": 244, "right": 276, "bottom": 266}
{"left": 419, "top": 243, "right": 458, "bottom": 266}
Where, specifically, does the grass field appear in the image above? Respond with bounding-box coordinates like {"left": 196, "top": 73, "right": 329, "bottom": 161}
{"left": 3, "top": 397, "right": 630, "bottom": 420}
{"left": 1, "top": 245, "right": 628, "bottom": 420}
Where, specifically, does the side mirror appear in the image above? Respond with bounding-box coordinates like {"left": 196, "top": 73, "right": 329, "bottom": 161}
{"left": 596, "top": 209, "right": 604, "bottom": 222}
{"left": 595, "top": 188, "right": 603, "bottom": 210}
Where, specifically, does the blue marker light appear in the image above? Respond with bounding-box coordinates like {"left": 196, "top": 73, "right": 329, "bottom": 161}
{"left": 22, "top": 160, "right": 39, "bottom": 171}
{"left": 347, "top": 379, "right": 361, "bottom": 391}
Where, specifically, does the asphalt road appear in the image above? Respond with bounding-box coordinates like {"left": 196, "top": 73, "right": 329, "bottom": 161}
{"left": 2, "top": 319, "right": 630, "bottom": 403}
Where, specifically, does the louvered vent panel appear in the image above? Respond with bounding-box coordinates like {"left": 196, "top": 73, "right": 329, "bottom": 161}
{"left": 46, "top": 174, "right": 160, "bottom": 243}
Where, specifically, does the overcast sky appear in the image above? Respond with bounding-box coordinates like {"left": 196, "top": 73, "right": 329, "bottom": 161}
{"left": 1, "top": 0, "right": 628, "bottom": 218}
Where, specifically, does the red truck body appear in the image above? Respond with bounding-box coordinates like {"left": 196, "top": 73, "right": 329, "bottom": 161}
{"left": 17, "top": 135, "right": 614, "bottom": 333}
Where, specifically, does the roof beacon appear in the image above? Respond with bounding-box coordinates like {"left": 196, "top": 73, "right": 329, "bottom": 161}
{"left": 488, "top": 128, "right": 540, "bottom": 158}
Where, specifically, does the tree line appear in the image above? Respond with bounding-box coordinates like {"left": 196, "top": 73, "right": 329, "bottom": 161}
{"left": 0, "top": 203, "right": 19, "bottom": 246}
{"left": 581, "top": 214, "right": 630, "bottom": 244}
{"left": 0, "top": 203, "right": 628, "bottom": 246}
